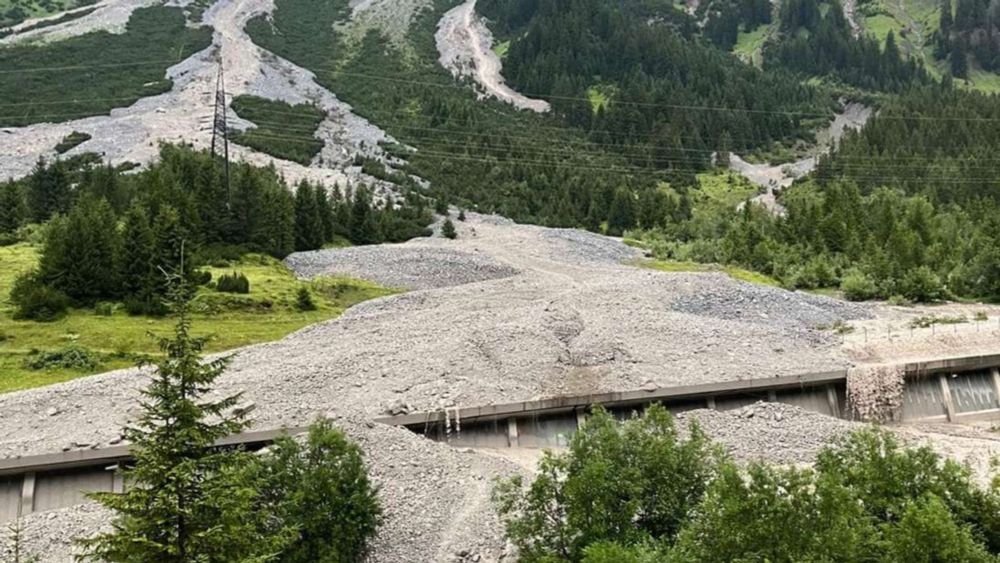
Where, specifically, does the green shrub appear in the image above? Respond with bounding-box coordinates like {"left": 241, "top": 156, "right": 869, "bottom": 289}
{"left": 900, "top": 266, "right": 944, "bottom": 302}
{"left": 883, "top": 494, "right": 996, "bottom": 563}
{"left": 840, "top": 268, "right": 880, "bottom": 301}
{"left": 25, "top": 346, "right": 101, "bottom": 371}
{"left": 10, "top": 272, "right": 70, "bottom": 322}
{"left": 216, "top": 272, "right": 250, "bottom": 294}
{"left": 909, "top": 315, "right": 967, "bottom": 329}
{"left": 671, "top": 463, "right": 876, "bottom": 562}
{"left": 494, "top": 411, "right": 1000, "bottom": 561}
{"left": 296, "top": 287, "right": 317, "bottom": 311}
{"left": 94, "top": 302, "right": 115, "bottom": 317}
{"left": 123, "top": 295, "right": 168, "bottom": 317}
{"left": 191, "top": 270, "right": 213, "bottom": 286}
{"left": 54, "top": 131, "right": 92, "bottom": 154}
{"left": 887, "top": 294, "right": 913, "bottom": 306}
{"left": 442, "top": 218, "right": 457, "bottom": 240}
{"left": 252, "top": 419, "right": 382, "bottom": 562}
{"left": 493, "top": 406, "right": 721, "bottom": 561}
{"left": 0, "top": 7, "right": 212, "bottom": 127}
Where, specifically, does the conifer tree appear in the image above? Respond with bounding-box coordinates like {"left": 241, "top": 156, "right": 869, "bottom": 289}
{"left": 119, "top": 205, "right": 158, "bottom": 312}
{"left": 257, "top": 187, "right": 296, "bottom": 258}
{"left": 78, "top": 276, "right": 291, "bottom": 562}
{"left": 606, "top": 188, "right": 637, "bottom": 236}
{"left": 152, "top": 205, "right": 194, "bottom": 298}
{"left": 951, "top": 41, "right": 969, "bottom": 78}
{"left": 294, "top": 181, "right": 324, "bottom": 251}
{"left": 315, "top": 186, "right": 335, "bottom": 244}
{"left": 26, "top": 157, "right": 71, "bottom": 223}
{"left": 442, "top": 218, "right": 458, "bottom": 239}
{"left": 938, "top": 0, "right": 953, "bottom": 56}
{"left": 350, "top": 187, "right": 379, "bottom": 245}
{"left": 38, "top": 196, "right": 120, "bottom": 303}
{"left": 0, "top": 181, "right": 25, "bottom": 234}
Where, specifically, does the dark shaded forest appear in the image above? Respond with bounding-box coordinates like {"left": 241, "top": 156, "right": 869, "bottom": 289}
{"left": 0, "top": 145, "right": 432, "bottom": 316}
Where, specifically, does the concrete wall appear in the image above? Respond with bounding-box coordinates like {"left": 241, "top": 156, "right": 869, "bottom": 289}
{"left": 412, "top": 368, "right": 1000, "bottom": 449}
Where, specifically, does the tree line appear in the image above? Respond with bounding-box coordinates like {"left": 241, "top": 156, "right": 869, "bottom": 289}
{"left": 2, "top": 144, "right": 432, "bottom": 318}
{"left": 482, "top": 0, "right": 829, "bottom": 168}
{"left": 934, "top": 0, "right": 1000, "bottom": 78}
{"left": 764, "top": 0, "right": 930, "bottom": 90}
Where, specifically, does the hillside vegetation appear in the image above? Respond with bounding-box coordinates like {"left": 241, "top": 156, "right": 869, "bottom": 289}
{"left": 0, "top": 6, "right": 211, "bottom": 127}
{"left": 0, "top": 0, "right": 96, "bottom": 28}
{"left": 231, "top": 95, "right": 327, "bottom": 165}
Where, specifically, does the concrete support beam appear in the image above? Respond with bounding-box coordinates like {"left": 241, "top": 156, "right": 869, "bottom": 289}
{"left": 992, "top": 368, "right": 1000, "bottom": 408}
{"left": 826, "top": 385, "right": 841, "bottom": 418}
{"left": 575, "top": 408, "right": 588, "bottom": 430}
{"left": 939, "top": 374, "right": 956, "bottom": 422}
{"left": 19, "top": 472, "right": 35, "bottom": 517}
{"left": 507, "top": 418, "right": 519, "bottom": 448}
{"left": 767, "top": 389, "right": 778, "bottom": 402}
{"left": 111, "top": 470, "right": 125, "bottom": 494}
{"left": 706, "top": 396, "right": 717, "bottom": 410}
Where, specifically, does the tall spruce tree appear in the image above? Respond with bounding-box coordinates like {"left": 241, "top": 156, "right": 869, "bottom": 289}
{"left": 349, "top": 186, "right": 379, "bottom": 245}
{"left": 0, "top": 181, "right": 26, "bottom": 234}
{"left": 315, "top": 186, "right": 335, "bottom": 244}
{"left": 78, "top": 277, "right": 291, "bottom": 562}
{"left": 152, "top": 205, "right": 194, "bottom": 297}
{"left": 951, "top": 40, "right": 969, "bottom": 78}
{"left": 606, "top": 188, "right": 637, "bottom": 236}
{"left": 294, "top": 181, "right": 324, "bottom": 251}
{"left": 26, "top": 157, "right": 72, "bottom": 223}
{"left": 119, "top": 205, "right": 158, "bottom": 309}
{"left": 38, "top": 196, "right": 120, "bottom": 303}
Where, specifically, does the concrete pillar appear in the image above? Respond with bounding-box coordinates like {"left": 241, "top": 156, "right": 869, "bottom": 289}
{"left": 939, "top": 374, "right": 956, "bottom": 422}
{"left": 992, "top": 368, "right": 1000, "bottom": 408}
{"left": 826, "top": 385, "right": 841, "bottom": 418}
{"left": 112, "top": 470, "right": 125, "bottom": 494}
{"left": 706, "top": 396, "right": 717, "bottom": 410}
{"left": 575, "top": 408, "right": 588, "bottom": 430}
{"left": 19, "top": 472, "right": 35, "bottom": 517}
{"left": 767, "top": 389, "right": 777, "bottom": 402}
{"left": 506, "top": 418, "right": 519, "bottom": 448}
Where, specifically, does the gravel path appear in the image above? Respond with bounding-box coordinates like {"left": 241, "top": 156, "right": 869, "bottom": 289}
{"left": 0, "top": 0, "right": 390, "bottom": 187}
{"left": 436, "top": 0, "right": 550, "bottom": 112}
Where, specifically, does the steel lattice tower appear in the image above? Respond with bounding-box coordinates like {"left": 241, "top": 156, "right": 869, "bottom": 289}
{"left": 210, "top": 64, "right": 231, "bottom": 200}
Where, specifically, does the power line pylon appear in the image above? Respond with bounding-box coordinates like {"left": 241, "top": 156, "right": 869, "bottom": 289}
{"left": 210, "top": 63, "right": 230, "bottom": 201}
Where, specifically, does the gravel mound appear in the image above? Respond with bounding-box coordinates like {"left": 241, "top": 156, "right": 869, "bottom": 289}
{"left": 668, "top": 275, "right": 872, "bottom": 331}
{"left": 285, "top": 245, "right": 521, "bottom": 290}
{"left": 678, "top": 402, "right": 856, "bottom": 464}
{"left": 537, "top": 228, "right": 642, "bottom": 265}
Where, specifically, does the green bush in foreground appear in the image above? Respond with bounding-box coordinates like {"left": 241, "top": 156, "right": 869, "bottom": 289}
{"left": 495, "top": 407, "right": 1000, "bottom": 562}
{"left": 253, "top": 419, "right": 382, "bottom": 562}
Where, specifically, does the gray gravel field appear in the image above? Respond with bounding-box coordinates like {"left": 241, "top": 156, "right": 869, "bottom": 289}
{"left": 0, "top": 213, "right": 881, "bottom": 561}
